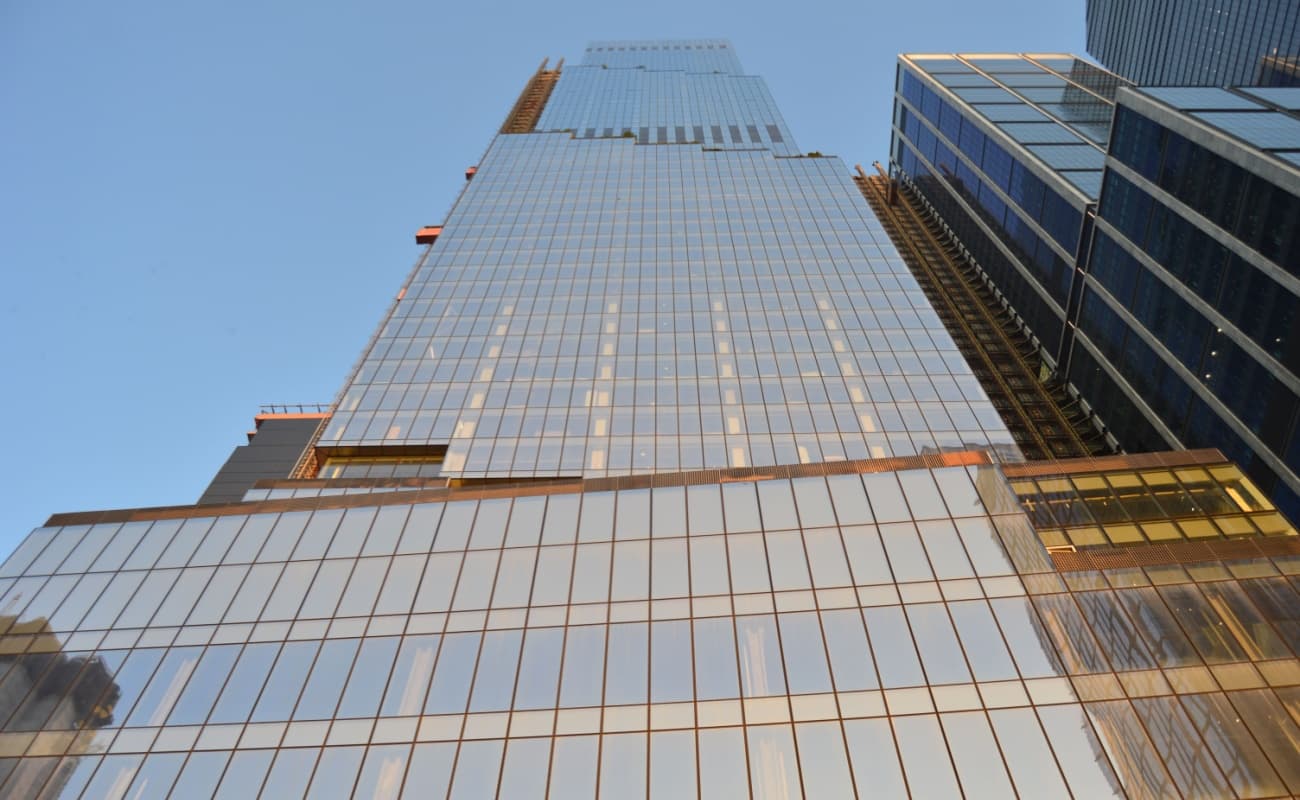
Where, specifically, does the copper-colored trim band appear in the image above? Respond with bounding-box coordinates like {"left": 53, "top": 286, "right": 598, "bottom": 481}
{"left": 45, "top": 450, "right": 993, "bottom": 526}
{"left": 1002, "top": 449, "right": 1226, "bottom": 479}
{"left": 1051, "top": 535, "right": 1300, "bottom": 572}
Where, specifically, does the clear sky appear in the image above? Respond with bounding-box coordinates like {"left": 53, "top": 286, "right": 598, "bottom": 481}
{"left": 0, "top": 0, "right": 1086, "bottom": 558}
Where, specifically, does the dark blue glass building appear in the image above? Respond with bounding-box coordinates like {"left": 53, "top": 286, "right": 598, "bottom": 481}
{"left": 1086, "top": 0, "right": 1300, "bottom": 86}
{"left": 1083, "top": 85, "right": 1300, "bottom": 517}
{"left": 890, "top": 54, "right": 1121, "bottom": 436}
{"left": 890, "top": 54, "right": 1300, "bottom": 518}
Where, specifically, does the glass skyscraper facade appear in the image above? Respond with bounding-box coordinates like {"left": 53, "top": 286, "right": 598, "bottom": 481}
{"left": 1085, "top": 85, "right": 1300, "bottom": 519}
{"left": 890, "top": 54, "right": 1121, "bottom": 428}
{"left": 1086, "top": 0, "right": 1300, "bottom": 87}
{"left": 889, "top": 53, "right": 1300, "bottom": 521}
{"left": 3, "top": 39, "right": 1300, "bottom": 799}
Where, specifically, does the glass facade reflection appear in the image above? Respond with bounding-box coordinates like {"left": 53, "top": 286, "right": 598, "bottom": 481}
{"left": 3, "top": 452, "right": 1300, "bottom": 797}
{"left": 1086, "top": 0, "right": 1300, "bottom": 87}
{"left": 4, "top": 39, "right": 1300, "bottom": 797}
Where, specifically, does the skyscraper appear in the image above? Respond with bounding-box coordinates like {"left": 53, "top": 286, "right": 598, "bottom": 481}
{"left": 1086, "top": 0, "right": 1300, "bottom": 87}
{"left": 2, "top": 39, "right": 1300, "bottom": 798}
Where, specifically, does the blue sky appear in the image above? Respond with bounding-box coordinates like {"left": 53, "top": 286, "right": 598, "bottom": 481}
{"left": 0, "top": 0, "right": 1086, "bottom": 557}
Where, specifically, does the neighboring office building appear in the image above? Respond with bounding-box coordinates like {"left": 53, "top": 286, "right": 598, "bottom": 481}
{"left": 0, "top": 39, "right": 1299, "bottom": 798}
{"left": 888, "top": 54, "right": 1300, "bottom": 519}
{"left": 889, "top": 53, "right": 1122, "bottom": 433}
{"left": 1082, "top": 85, "right": 1300, "bottom": 517}
{"left": 1085, "top": 0, "right": 1300, "bottom": 87}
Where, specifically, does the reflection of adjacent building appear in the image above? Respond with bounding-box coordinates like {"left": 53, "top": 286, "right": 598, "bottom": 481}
{"left": 0, "top": 617, "right": 118, "bottom": 798}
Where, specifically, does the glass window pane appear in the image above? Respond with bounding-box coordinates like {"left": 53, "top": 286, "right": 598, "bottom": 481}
{"left": 79, "top": 754, "right": 141, "bottom": 800}
{"left": 599, "top": 733, "right": 647, "bottom": 799}
{"left": 401, "top": 743, "right": 456, "bottom": 799}
{"left": 991, "top": 596, "right": 1065, "bottom": 678}
{"left": 1085, "top": 700, "right": 1178, "bottom": 798}
{"left": 605, "top": 622, "right": 649, "bottom": 705}
{"left": 338, "top": 637, "right": 400, "bottom": 718}
{"left": 306, "top": 746, "right": 365, "bottom": 800}
{"left": 611, "top": 540, "right": 650, "bottom": 601}
{"left": 413, "top": 553, "right": 460, "bottom": 613}
{"left": 650, "top": 620, "right": 693, "bottom": 703}
{"left": 260, "top": 748, "right": 316, "bottom": 799}
{"left": 126, "top": 647, "right": 202, "bottom": 727}
{"left": 294, "top": 639, "right": 360, "bottom": 720}
{"left": 262, "top": 562, "right": 317, "bottom": 620}
{"left": 450, "top": 740, "right": 504, "bottom": 799}
{"left": 549, "top": 735, "right": 598, "bottom": 799}
{"left": 1032, "top": 594, "right": 1109, "bottom": 673}
{"left": 253, "top": 641, "right": 319, "bottom": 722}
{"left": 941, "top": 711, "right": 1016, "bottom": 799}
{"left": 649, "top": 730, "right": 696, "bottom": 800}
{"left": 948, "top": 600, "right": 1018, "bottom": 681}
{"left": 1131, "top": 696, "right": 1232, "bottom": 799}
{"left": 208, "top": 642, "right": 279, "bottom": 724}
{"left": 499, "top": 738, "right": 549, "bottom": 800}
{"left": 726, "top": 534, "right": 770, "bottom": 593}
{"left": 721, "top": 483, "right": 762, "bottom": 532}
{"left": 778, "top": 612, "right": 832, "bottom": 694}
{"left": 765, "top": 532, "right": 810, "bottom": 591}
{"left": 698, "top": 727, "right": 748, "bottom": 800}
{"left": 688, "top": 536, "right": 730, "bottom": 596}
{"left": 223, "top": 562, "right": 281, "bottom": 622}
{"left": 381, "top": 635, "right": 438, "bottom": 717}
{"left": 425, "top": 632, "right": 480, "bottom": 714}
{"left": 747, "top": 724, "right": 801, "bottom": 800}
{"left": 374, "top": 554, "right": 425, "bottom": 616}
{"left": 1114, "top": 586, "right": 1199, "bottom": 667}
{"left": 615, "top": 489, "right": 651, "bottom": 540}
{"left": 167, "top": 644, "right": 241, "bottom": 725}
{"left": 879, "top": 523, "right": 933, "bottom": 582}
{"left": 840, "top": 525, "right": 893, "bottom": 585}
{"left": 397, "top": 503, "right": 443, "bottom": 554}
{"left": 864, "top": 606, "right": 924, "bottom": 687}
{"left": 844, "top": 718, "right": 907, "bottom": 799}
{"left": 363, "top": 505, "right": 411, "bottom": 556}
{"left": 795, "top": 721, "right": 854, "bottom": 797}
{"left": 686, "top": 485, "right": 725, "bottom": 535}
{"left": 893, "top": 715, "right": 962, "bottom": 797}
{"left": 531, "top": 546, "right": 573, "bottom": 606}
{"left": 694, "top": 617, "right": 740, "bottom": 700}
{"left": 353, "top": 744, "right": 408, "bottom": 800}
{"left": 214, "top": 750, "right": 274, "bottom": 799}
{"left": 492, "top": 549, "right": 536, "bottom": 608}
{"left": 1230, "top": 689, "right": 1300, "bottom": 793}
{"left": 988, "top": 708, "right": 1071, "bottom": 799}
{"left": 468, "top": 498, "right": 510, "bottom": 549}
{"left": 451, "top": 550, "right": 499, "bottom": 611}
{"left": 736, "top": 615, "right": 785, "bottom": 697}
{"left": 570, "top": 544, "right": 611, "bottom": 604}
{"left": 469, "top": 629, "right": 522, "bottom": 712}
{"left": 650, "top": 539, "right": 689, "bottom": 599}
{"left": 906, "top": 603, "right": 971, "bottom": 684}
{"left": 560, "top": 625, "right": 606, "bottom": 707}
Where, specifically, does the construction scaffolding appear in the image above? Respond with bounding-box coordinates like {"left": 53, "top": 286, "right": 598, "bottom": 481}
{"left": 500, "top": 58, "right": 563, "bottom": 134}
